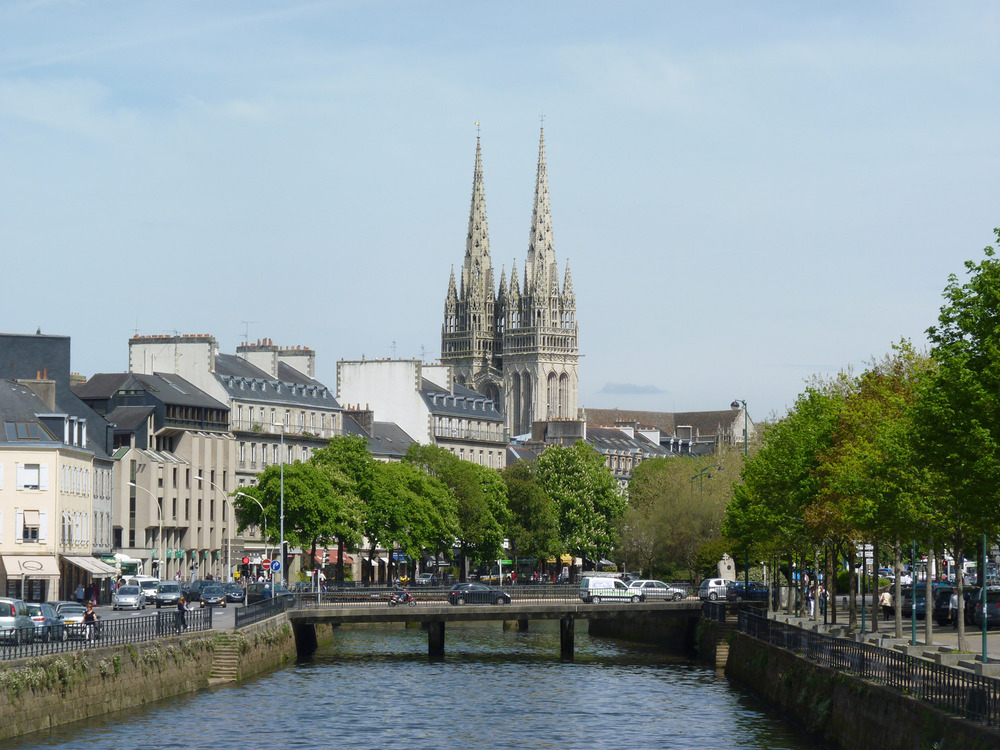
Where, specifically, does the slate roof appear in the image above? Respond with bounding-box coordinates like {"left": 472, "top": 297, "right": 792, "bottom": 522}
{"left": 214, "top": 353, "right": 341, "bottom": 410}
{"left": 104, "top": 405, "right": 155, "bottom": 432}
{"left": 581, "top": 407, "right": 739, "bottom": 440}
{"left": 420, "top": 379, "right": 503, "bottom": 421}
{"left": 74, "top": 372, "right": 227, "bottom": 411}
{"left": 585, "top": 426, "right": 670, "bottom": 458}
{"left": 0, "top": 381, "right": 61, "bottom": 446}
{"left": 343, "top": 413, "right": 415, "bottom": 459}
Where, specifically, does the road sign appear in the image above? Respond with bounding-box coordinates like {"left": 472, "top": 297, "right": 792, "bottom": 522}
{"left": 270, "top": 560, "right": 281, "bottom": 572}
{"left": 261, "top": 559, "right": 271, "bottom": 570}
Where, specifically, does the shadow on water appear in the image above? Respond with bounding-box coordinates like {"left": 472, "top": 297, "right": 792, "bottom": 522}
{"left": 1, "top": 621, "right": 816, "bottom": 750}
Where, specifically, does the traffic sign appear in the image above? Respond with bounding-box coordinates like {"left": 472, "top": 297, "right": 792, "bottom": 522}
{"left": 261, "top": 559, "right": 271, "bottom": 570}
{"left": 270, "top": 560, "right": 281, "bottom": 572}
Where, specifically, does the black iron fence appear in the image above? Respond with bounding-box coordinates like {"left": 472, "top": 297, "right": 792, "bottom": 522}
{"left": 738, "top": 608, "right": 1000, "bottom": 727}
{"left": 0, "top": 608, "right": 213, "bottom": 661}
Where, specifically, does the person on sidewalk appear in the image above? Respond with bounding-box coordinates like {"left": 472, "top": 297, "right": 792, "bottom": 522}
{"left": 949, "top": 590, "right": 960, "bottom": 629}
{"left": 879, "top": 588, "right": 894, "bottom": 621}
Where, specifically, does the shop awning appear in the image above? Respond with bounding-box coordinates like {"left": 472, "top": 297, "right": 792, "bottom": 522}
{"left": 62, "top": 556, "right": 118, "bottom": 578}
{"left": 310, "top": 549, "right": 355, "bottom": 565}
{"left": 2, "top": 555, "right": 60, "bottom": 578}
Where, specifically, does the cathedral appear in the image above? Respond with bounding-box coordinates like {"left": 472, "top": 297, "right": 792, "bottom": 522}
{"left": 442, "top": 128, "right": 579, "bottom": 437}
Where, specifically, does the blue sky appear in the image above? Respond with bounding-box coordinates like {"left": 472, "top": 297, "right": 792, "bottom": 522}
{"left": 1, "top": 1, "right": 998, "bottom": 420}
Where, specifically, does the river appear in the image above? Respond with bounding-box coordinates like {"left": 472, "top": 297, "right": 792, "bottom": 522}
{"left": 2, "top": 621, "right": 813, "bottom": 749}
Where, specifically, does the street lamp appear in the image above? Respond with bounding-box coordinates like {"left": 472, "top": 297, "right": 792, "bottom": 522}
{"left": 690, "top": 466, "right": 713, "bottom": 498}
{"left": 196, "top": 476, "right": 232, "bottom": 583}
{"left": 732, "top": 399, "right": 750, "bottom": 594}
{"left": 276, "top": 421, "right": 286, "bottom": 588}
{"left": 235, "top": 491, "right": 269, "bottom": 561}
{"left": 128, "top": 482, "right": 163, "bottom": 579}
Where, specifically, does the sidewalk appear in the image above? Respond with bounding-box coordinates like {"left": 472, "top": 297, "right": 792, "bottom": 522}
{"left": 767, "top": 609, "right": 1000, "bottom": 677}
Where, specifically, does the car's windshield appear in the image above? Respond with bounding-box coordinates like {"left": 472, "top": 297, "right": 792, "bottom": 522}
{"left": 58, "top": 605, "right": 85, "bottom": 615}
{"left": 119, "top": 586, "right": 140, "bottom": 595}
{"left": 203, "top": 586, "right": 224, "bottom": 594}
{"left": 158, "top": 584, "right": 179, "bottom": 593}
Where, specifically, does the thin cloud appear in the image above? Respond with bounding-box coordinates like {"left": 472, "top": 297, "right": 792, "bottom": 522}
{"left": 600, "top": 383, "right": 666, "bottom": 396}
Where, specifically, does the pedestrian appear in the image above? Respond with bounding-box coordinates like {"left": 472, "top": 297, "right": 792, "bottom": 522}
{"left": 75, "top": 583, "right": 85, "bottom": 604}
{"left": 949, "top": 590, "right": 959, "bottom": 629}
{"left": 83, "top": 602, "right": 98, "bottom": 640}
{"left": 818, "top": 585, "right": 828, "bottom": 616}
{"left": 91, "top": 582, "right": 99, "bottom": 606}
{"left": 879, "top": 588, "right": 893, "bottom": 621}
{"left": 176, "top": 596, "right": 188, "bottom": 632}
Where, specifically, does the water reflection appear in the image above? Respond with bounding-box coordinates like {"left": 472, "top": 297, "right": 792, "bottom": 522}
{"left": 2, "top": 621, "right": 812, "bottom": 750}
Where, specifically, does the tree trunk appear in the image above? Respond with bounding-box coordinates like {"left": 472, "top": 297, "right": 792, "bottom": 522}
{"left": 337, "top": 539, "right": 345, "bottom": 584}
{"left": 955, "top": 539, "right": 967, "bottom": 651}
{"left": 813, "top": 546, "right": 821, "bottom": 623}
{"left": 829, "top": 544, "right": 838, "bottom": 625}
{"left": 847, "top": 546, "right": 857, "bottom": 630}
{"left": 786, "top": 553, "right": 794, "bottom": 615}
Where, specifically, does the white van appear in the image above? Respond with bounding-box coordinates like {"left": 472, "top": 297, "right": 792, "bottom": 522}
{"left": 579, "top": 576, "right": 641, "bottom": 604}
{"left": 127, "top": 575, "right": 161, "bottom": 604}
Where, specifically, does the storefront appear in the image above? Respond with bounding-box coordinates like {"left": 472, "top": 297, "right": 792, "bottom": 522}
{"left": 62, "top": 556, "right": 118, "bottom": 604}
{"left": 1, "top": 555, "right": 61, "bottom": 602}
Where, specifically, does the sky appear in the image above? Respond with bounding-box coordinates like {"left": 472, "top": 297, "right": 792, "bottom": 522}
{"left": 1, "top": 1, "right": 999, "bottom": 422}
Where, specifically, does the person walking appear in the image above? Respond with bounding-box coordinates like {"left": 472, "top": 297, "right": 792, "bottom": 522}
{"left": 879, "top": 588, "right": 893, "bottom": 621}
{"left": 83, "top": 602, "right": 98, "bottom": 640}
{"left": 949, "top": 589, "right": 960, "bottom": 629}
{"left": 175, "top": 596, "right": 188, "bottom": 633}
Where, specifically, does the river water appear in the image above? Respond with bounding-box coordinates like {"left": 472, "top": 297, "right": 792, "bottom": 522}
{"left": 3, "top": 622, "right": 813, "bottom": 750}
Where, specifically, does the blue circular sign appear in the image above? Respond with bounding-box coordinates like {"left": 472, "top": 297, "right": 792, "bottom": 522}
{"left": 270, "top": 560, "right": 281, "bottom": 572}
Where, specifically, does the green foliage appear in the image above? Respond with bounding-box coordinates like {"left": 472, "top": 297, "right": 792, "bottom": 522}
{"left": 534, "top": 441, "right": 625, "bottom": 561}
{"left": 502, "top": 461, "right": 560, "bottom": 563}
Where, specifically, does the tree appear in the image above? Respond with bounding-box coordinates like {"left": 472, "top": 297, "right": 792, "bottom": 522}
{"left": 502, "top": 460, "right": 559, "bottom": 568}
{"left": 534, "top": 441, "right": 625, "bottom": 569}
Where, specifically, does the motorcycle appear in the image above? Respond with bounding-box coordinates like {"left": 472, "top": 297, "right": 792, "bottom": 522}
{"left": 388, "top": 588, "right": 416, "bottom": 607}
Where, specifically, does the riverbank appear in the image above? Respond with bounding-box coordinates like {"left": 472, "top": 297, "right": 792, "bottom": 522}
{"left": 0, "top": 614, "right": 311, "bottom": 741}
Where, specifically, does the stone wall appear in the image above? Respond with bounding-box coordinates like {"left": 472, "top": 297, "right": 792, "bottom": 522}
{"left": 0, "top": 615, "right": 307, "bottom": 742}
{"left": 726, "top": 631, "right": 1000, "bottom": 750}
{"left": 587, "top": 611, "right": 698, "bottom": 653}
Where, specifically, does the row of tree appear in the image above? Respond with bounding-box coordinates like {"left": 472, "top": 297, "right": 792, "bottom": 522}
{"left": 231, "top": 436, "right": 626, "bottom": 583}
{"left": 722, "top": 230, "right": 1000, "bottom": 645}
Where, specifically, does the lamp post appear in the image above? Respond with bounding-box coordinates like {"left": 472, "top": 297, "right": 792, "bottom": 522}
{"left": 690, "top": 466, "right": 712, "bottom": 498}
{"left": 128, "top": 482, "right": 163, "bottom": 579}
{"left": 277, "top": 421, "right": 286, "bottom": 588}
{"left": 732, "top": 399, "right": 750, "bottom": 593}
{"left": 235, "top": 491, "right": 269, "bottom": 561}
{"left": 196, "top": 477, "right": 232, "bottom": 583}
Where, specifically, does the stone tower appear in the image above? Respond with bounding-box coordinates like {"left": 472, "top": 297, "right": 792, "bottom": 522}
{"left": 441, "top": 128, "right": 579, "bottom": 437}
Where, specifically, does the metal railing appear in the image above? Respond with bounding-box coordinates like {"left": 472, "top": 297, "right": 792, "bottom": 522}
{"left": 233, "top": 583, "right": 699, "bottom": 628}
{"left": 738, "top": 609, "right": 1000, "bottom": 727}
{"left": 0, "top": 608, "right": 213, "bottom": 661}
{"left": 702, "top": 601, "right": 728, "bottom": 622}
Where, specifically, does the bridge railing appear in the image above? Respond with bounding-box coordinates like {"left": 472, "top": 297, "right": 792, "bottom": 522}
{"left": 737, "top": 608, "right": 1000, "bottom": 728}
{"left": 0, "top": 608, "right": 213, "bottom": 661}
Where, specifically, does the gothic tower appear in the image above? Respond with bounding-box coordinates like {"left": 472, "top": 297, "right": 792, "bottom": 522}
{"left": 441, "top": 128, "right": 579, "bottom": 437}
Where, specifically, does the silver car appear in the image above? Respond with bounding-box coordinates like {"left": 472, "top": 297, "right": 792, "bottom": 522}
{"left": 112, "top": 585, "right": 146, "bottom": 610}
{"left": 628, "top": 579, "right": 687, "bottom": 601}
{"left": 0, "top": 597, "right": 36, "bottom": 645}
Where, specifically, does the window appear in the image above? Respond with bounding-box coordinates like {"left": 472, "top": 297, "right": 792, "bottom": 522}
{"left": 21, "top": 510, "right": 39, "bottom": 542}
{"left": 16, "top": 463, "right": 45, "bottom": 490}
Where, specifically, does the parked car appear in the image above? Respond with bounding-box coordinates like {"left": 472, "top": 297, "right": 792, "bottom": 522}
{"left": 900, "top": 586, "right": 929, "bottom": 619}
{"left": 183, "top": 579, "right": 215, "bottom": 602}
{"left": 414, "top": 573, "right": 439, "bottom": 586}
{"left": 579, "top": 576, "right": 640, "bottom": 604}
{"left": 698, "top": 578, "right": 730, "bottom": 601}
{"left": 154, "top": 582, "right": 183, "bottom": 608}
{"left": 0, "top": 598, "right": 37, "bottom": 645}
{"left": 727, "top": 581, "right": 770, "bottom": 603}
{"left": 245, "top": 582, "right": 293, "bottom": 604}
{"left": 199, "top": 585, "right": 227, "bottom": 608}
{"left": 932, "top": 586, "right": 956, "bottom": 626}
{"left": 447, "top": 583, "right": 511, "bottom": 606}
{"left": 112, "top": 585, "right": 147, "bottom": 611}
{"left": 222, "top": 583, "right": 245, "bottom": 603}
{"left": 627, "top": 580, "right": 686, "bottom": 601}
{"left": 973, "top": 589, "right": 1000, "bottom": 629}
{"left": 127, "top": 576, "right": 161, "bottom": 604}
{"left": 26, "top": 602, "right": 65, "bottom": 642}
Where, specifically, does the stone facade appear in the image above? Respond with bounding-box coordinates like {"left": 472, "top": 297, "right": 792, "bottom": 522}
{"left": 442, "top": 129, "right": 579, "bottom": 437}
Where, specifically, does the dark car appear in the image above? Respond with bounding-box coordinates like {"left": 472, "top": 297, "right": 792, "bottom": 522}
{"left": 199, "top": 585, "right": 227, "bottom": 608}
{"left": 900, "top": 586, "right": 928, "bottom": 619}
{"left": 727, "top": 581, "right": 770, "bottom": 603}
{"left": 183, "top": 579, "right": 215, "bottom": 602}
{"left": 245, "top": 582, "right": 293, "bottom": 604}
{"left": 26, "top": 602, "right": 65, "bottom": 642}
{"left": 932, "top": 586, "right": 956, "bottom": 626}
{"left": 973, "top": 589, "right": 1000, "bottom": 629}
{"left": 447, "top": 582, "right": 511, "bottom": 606}
{"left": 222, "top": 583, "right": 245, "bottom": 603}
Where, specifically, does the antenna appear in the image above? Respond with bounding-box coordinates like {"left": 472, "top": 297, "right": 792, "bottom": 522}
{"left": 241, "top": 321, "right": 257, "bottom": 345}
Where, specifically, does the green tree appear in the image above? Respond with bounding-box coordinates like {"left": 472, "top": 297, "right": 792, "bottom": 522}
{"left": 501, "top": 460, "right": 559, "bottom": 568}
{"left": 534, "top": 441, "right": 625, "bottom": 569}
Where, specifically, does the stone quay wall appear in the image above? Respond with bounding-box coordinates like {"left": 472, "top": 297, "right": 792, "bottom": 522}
{"left": 726, "top": 630, "right": 1000, "bottom": 750}
{"left": 0, "top": 615, "right": 303, "bottom": 742}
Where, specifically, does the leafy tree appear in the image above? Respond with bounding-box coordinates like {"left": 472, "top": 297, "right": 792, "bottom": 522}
{"left": 534, "top": 441, "right": 625, "bottom": 569}
{"left": 501, "top": 460, "right": 559, "bottom": 568}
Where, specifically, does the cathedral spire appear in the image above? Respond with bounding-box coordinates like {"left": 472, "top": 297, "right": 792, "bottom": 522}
{"left": 562, "top": 260, "right": 574, "bottom": 301}
{"left": 462, "top": 135, "right": 492, "bottom": 297}
{"left": 525, "top": 126, "right": 557, "bottom": 295}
